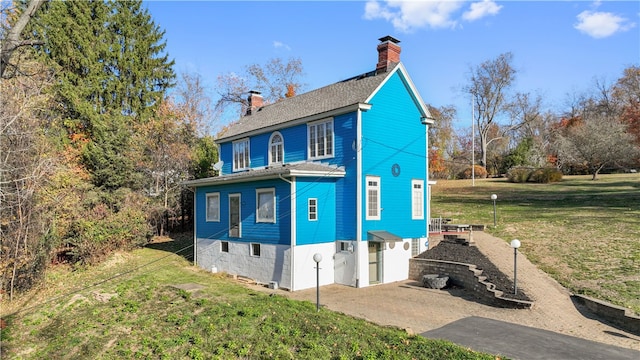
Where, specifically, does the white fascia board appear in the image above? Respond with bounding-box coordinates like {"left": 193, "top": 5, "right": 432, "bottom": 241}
{"left": 365, "top": 63, "right": 434, "bottom": 122}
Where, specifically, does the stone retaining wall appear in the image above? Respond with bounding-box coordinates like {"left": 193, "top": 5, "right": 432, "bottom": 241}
{"left": 572, "top": 295, "right": 640, "bottom": 336}
{"left": 409, "top": 258, "right": 533, "bottom": 309}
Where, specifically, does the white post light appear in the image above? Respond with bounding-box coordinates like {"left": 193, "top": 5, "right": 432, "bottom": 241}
{"left": 313, "top": 253, "right": 322, "bottom": 311}
{"left": 491, "top": 194, "right": 497, "bottom": 227}
{"left": 510, "top": 239, "right": 521, "bottom": 295}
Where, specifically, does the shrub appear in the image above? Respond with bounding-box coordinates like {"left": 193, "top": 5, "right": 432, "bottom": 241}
{"left": 457, "top": 165, "right": 488, "bottom": 179}
{"left": 507, "top": 166, "right": 534, "bottom": 183}
{"left": 529, "top": 168, "right": 563, "bottom": 183}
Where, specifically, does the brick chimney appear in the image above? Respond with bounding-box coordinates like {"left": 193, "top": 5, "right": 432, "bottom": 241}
{"left": 376, "top": 35, "right": 401, "bottom": 74}
{"left": 246, "top": 90, "right": 263, "bottom": 115}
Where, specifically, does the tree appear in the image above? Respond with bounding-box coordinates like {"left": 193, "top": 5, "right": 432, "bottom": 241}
{"left": 0, "top": 56, "right": 54, "bottom": 298}
{"left": 506, "top": 92, "right": 552, "bottom": 169}
{"left": 464, "top": 52, "right": 517, "bottom": 168}
{"left": 215, "top": 57, "right": 305, "bottom": 121}
{"left": 427, "top": 105, "right": 456, "bottom": 178}
{"left": 555, "top": 113, "right": 639, "bottom": 180}
{"left": 0, "top": 0, "right": 45, "bottom": 78}
{"left": 612, "top": 65, "right": 640, "bottom": 146}
{"left": 32, "top": 0, "right": 175, "bottom": 188}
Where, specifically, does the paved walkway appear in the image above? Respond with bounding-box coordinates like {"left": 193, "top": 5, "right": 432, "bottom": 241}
{"left": 265, "top": 231, "right": 640, "bottom": 357}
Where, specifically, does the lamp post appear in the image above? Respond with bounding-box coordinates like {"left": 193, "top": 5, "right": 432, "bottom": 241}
{"left": 491, "top": 194, "right": 497, "bottom": 227}
{"left": 313, "top": 253, "right": 322, "bottom": 311}
{"left": 510, "top": 239, "right": 521, "bottom": 295}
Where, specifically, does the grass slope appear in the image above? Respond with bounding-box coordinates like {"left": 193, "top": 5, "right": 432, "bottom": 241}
{"left": 1, "top": 237, "right": 501, "bottom": 360}
{"left": 431, "top": 173, "right": 640, "bottom": 314}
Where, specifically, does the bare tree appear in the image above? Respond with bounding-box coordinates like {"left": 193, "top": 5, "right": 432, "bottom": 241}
{"left": 464, "top": 52, "right": 517, "bottom": 168}
{"left": 215, "top": 57, "right": 305, "bottom": 121}
{"left": 508, "top": 92, "right": 552, "bottom": 167}
{"left": 0, "top": 0, "right": 46, "bottom": 78}
{"left": 0, "top": 58, "right": 54, "bottom": 298}
{"left": 555, "top": 113, "right": 639, "bottom": 180}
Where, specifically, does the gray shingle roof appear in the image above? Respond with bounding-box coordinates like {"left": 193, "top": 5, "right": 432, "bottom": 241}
{"left": 182, "top": 162, "right": 345, "bottom": 187}
{"left": 218, "top": 64, "right": 398, "bottom": 141}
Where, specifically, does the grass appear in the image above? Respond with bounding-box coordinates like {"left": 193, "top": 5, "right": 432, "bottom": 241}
{"left": 1, "top": 235, "right": 501, "bottom": 360}
{"left": 431, "top": 173, "right": 640, "bottom": 314}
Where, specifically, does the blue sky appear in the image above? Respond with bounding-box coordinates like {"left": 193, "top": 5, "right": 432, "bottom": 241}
{"left": 144, "top": 1, "right": 639, "bottom": 130}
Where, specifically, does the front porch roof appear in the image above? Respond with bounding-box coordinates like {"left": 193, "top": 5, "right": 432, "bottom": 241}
{"left": 182, "top": 162, "right": 346, "bottom": 188}
{"left": 367, "top": 230, "right": 403, "bottom": 242}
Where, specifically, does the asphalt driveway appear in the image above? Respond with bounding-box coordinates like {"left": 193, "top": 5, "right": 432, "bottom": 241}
{"left": 422, "top": 316, "right": 639, "bottom": 360}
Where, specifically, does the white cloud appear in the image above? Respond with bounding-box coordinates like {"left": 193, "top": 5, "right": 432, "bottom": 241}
{"left": 574, "top": 10, "right": 636, "bottom": 39}
{"left": 273, "top": 41, "right": 291, "bottom": 51}
{"left": 364, "top": 0, "right": 464, "bottom": 32}
{"left": 462, "top": 0, "right": 502, "bottom": 22}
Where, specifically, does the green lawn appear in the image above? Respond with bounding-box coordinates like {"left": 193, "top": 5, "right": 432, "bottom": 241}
{"left": 1, "top": 237, "right": 501, "bottom": 360}
{"left": 431, "top": 173, "right": 640, "bottom": 314}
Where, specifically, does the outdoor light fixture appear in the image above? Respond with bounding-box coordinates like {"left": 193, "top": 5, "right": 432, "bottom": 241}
{"left": 491, "top": 194, "right": 498, "bottom": 227}
{"left": 510, "top": 239, "right": 521, "bottom": 295}
{"left": 313, "top": 253, "right": 323, "bottom": 311}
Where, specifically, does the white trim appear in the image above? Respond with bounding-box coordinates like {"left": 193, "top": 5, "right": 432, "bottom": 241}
{"left": 356, "top": 108, "right": 363, "bottom": 287}
{"left": 205, "top": 192, "right": 220, "bottom": 222}
{"left": 307, "top": 118, "right": 335, "bottom": 160}
{"left": 256, "top": 188, "right": 276, "bottom": 223}
{"left": 232, "top": 138, "right": 250, "bottom": 171}
{"left": 411, "top": 179, "right": 424, "bottom": 220}
{"left": 365, "top": 175, "right": 381, "bottom": 220}
{"left": 364, "top": 63, "right": 433, "bottom": 122}
{"left": 268, "top": 131, "right": 284, "bottom": 165}
{"left": 308, "top": 198, "right": 318, "bottom": 221}
{"left": 250, "top": 242, "right": 261, "bottom": 257}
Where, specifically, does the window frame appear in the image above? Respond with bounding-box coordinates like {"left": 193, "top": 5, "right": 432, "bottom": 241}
{"left": 307, "top": 118, "right": 334, "bottom": 160}
{"left": 268, "top": 131, "right": 284, "bottom": 165}
{"left": 221, "top": 241, "right": 229, "bottom": 253}
{"left": 365, "top": 176, "right": 381, "bottom": 220}
{"left": 411, "top": 179, "right": 424, "bottom": 220}
{"left": 205, "top": 192, "right": 220, "bottom": 222}
{"left": 308, "top": 198, "right": 318, "bottom": 221}
{"left": 250, "top": 243, "right": 261, "bottom": 257}
{"left": 256, "top": 188, "right": 276, "bottom": 223}
{"left": 232, "top": 138, "right": 250, "bottom": 171}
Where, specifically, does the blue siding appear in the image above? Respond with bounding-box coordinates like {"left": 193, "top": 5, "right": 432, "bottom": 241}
{"left": 333, "top": 113, "right": 358, "bottom": 239}
{"left": 295, "top": 178, "right": 336, "bottom": 245}
{"left": 195, "top": 179, "right": 291, "bottom": 245}
{"left": 360, "top": 72, "right": 428, "bottom": 239}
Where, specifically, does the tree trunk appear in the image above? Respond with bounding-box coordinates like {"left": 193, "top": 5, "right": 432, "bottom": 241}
{"left": 0, "top": 0, "right": 46, "bottom": 78}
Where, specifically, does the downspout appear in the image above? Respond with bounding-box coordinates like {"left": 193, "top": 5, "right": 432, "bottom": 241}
{"left": 185, "top": 186, "right": 197, "bottom": 267}
{"left": 422, "top": 115, "right": 435, "bottom": 250}
{"left": 356, "top": 109, "right": 363, "bottom": 288}
{"left": 279, "top": 174, "right": 295, "bottom": 290}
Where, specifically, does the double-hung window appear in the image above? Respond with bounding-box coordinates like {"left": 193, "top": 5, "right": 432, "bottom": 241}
{"left": 412, "top": 180, "right": 424, "bottom": 219}
{"left": 256, "top": 188, "right": 276, "bottom": 223}
{"left": 308, "top": 119, "right": 334, "bottom": 159}
{"left": 233, "top": 138, "right": 250, "bottom": 171}
{"left": 269, "top": 132, "right": 284, "bottom": 165}
{"left": 206, "top": 193, "right": 220, "bottom": 222}
{"left": 366, "top": 176, "right": 380, "bottom": 220}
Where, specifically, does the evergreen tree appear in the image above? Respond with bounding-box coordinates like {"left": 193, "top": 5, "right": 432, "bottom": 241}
{"left": 32, "top": 0, "right": 175, "bottom": 188}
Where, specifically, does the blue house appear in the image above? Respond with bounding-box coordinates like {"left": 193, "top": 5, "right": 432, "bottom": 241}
{"left": 184, "top": 36, "right": 435, "bottom": 291}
